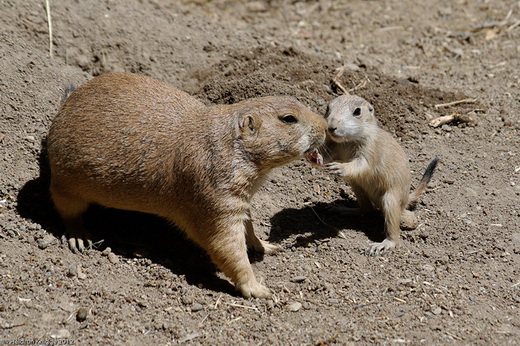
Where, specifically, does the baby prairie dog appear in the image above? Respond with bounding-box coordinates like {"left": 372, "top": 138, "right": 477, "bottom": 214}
{"left": 47, "top": 72, "right": 327, "bottom": 298}
{"left": 316, "top": 94, "right": 438, "bottom": 256}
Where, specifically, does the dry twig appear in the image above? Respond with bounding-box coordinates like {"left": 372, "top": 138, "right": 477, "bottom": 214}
{"left": 434, "top": 98, "right": 477, "bottom": 109}
{"left": 222, "top": 302, "right": 259, "bottom": 311}
{"left": 507, "top": 20, "right": 520, "bottom": 32}
{"left": 45, "top": 0, "right": 53, "bottom": 58}
{"left": 310, "top": 206, "right": 340, "bottom": 233}
{"left": 332, "top": 66, "right": 349, "bottom": 95}
{"left": 429, "top": 113, "right": 474, "bottom": 127}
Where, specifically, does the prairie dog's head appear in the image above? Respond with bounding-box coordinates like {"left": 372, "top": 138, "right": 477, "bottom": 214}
{"left": 325, "top": 95, "right": 377, "bottom": 143}
{"left": 235, "top": 96, "right": 327, "bottom": 169}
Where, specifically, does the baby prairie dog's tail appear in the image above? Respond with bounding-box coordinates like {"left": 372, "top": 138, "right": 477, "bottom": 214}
{"left": 408, "top": 157, "right": 439, "bottom": 206}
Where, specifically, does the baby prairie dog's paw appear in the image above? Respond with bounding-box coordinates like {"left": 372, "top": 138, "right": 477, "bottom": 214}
{"left": 365, "top": 238, "right": 397, "bottom": 256}
{"left": 325, "top": 162, "right": 349, "bottom": 177}
{"left": 237, "top": 280, "right": 272, "bottom": 299}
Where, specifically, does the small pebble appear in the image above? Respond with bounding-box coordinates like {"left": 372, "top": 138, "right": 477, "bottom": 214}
{"left": 397, "top": 278, "right": 414, "bottom": 287}
{"left": 246, "top": 1, "right": 269, "bottom": 12}
{"left": 287, "top": 302, "right": 302, "bottom": 312}
{"left": 67, "top": 264, "right": 78, "bottom": 277}
{"left": 328, "top": 298, "right": 339, "bottom": 305}
{"left": 345, "top": 62, "right": 361, "bottom": 72}
{"left": 37, "top": 235, "right": 56, "bottom": 249}
{"left": 75, "top": 55, "right": 90, "bottom": 68}
{"left": 76, "top": 307, "right": 89, "bottom": 322}
{"left": 266, "top": 300, "right": 274, "bottom": 310}
{"left": 77, "top": 267, "right": 87, "bottom": 280}
{"left": 422, "top": 264, "right": 435, "bottom": 272}
{"left": 107, "top": 252, "right": 119, "bottom": 264}
{"left": 400, "top": 210, "right": 419, "bottom": 230}
{"left": 432, "top": 307, "right": 442, "bottom": 315}
{"left": 101, "top": 247, "right": 112, "bottom": 256}
{"left": 290, "top": 275, "right": 307, "bottom": 283}
{"left": 191, "top": 303, "right": 203, "bottom": 312}
{"left": 52, "top": 329, "right": 71, "bottom": 339}
{"left": 181, "top": 296, "right": 193, "bottom": 305}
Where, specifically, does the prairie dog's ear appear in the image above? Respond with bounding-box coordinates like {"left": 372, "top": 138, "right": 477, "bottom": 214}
{"left": 241, "top": 114, "right": 258, "bottom": 136}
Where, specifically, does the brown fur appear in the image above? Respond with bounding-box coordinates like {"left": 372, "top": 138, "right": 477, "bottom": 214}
{"left": 318, "top": 95, "right": 438, "bottom": 255}
{"left": 47, "top": 72, "right": 327, "bottom": 298}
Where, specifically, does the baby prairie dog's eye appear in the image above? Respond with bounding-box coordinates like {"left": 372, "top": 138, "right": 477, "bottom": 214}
{"left": 353, "top": 107, "right": 361, "bottom": 116}
{"left": 280, "top": 114, "right": 298, "bottom": 124}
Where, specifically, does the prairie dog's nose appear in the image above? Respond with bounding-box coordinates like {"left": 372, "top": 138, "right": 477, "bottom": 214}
{"left": 328, "top": 126, "right": 337, "bottom": 133}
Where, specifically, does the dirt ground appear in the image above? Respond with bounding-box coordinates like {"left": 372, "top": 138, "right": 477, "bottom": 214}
{"left": 1, "top": 0, "right": 519, "bottom": 344}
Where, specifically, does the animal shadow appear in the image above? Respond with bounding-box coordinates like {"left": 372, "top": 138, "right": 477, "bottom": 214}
{"left": 16, "top": 140, "right": 239, "bottom": 296}
{"left": 268, "top": 199, "right": 386, "bottom": 247}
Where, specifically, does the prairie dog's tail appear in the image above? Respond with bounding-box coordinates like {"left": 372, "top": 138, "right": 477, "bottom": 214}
{"left": 408, "top": 157, "right": 439, "bottom": 206}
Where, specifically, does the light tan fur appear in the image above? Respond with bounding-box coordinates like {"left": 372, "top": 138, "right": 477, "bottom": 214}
{"left": 47, "top": 72, "right": 327, "bottom": 298}
{"left": 318, "top": 95, "right": 438, "bottom": 256}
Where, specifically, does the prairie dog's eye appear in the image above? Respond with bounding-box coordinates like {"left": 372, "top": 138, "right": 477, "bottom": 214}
{"left": 280, "top": 114, "right": 298, "bottom": 124}
{"left": 353, "top": 107, "right": 361, "bottom": 116}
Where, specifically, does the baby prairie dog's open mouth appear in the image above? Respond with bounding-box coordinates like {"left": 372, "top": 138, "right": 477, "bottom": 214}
{"left": 305, "top": 148, "right": 324, "bottom": 166}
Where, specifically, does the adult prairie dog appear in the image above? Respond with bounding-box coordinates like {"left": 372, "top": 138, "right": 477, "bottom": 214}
{"left": 315, "top": 94, "right": 438, "bottom": 255}
{"left": 47, "top": 72, "right": 327, "bottom": 298}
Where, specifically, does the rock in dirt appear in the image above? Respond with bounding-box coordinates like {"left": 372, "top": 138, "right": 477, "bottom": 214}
{"left": 75, "top": 55, "right": 90, "bottom": 68}
{"left": 290, "top": 275, "right": 307, "bottom": 283}
{"left": 67, "top": 264, "right": 86, "bottom": 279}
{"left": 51, "top": 329, "right": 71, "bottom": 339}
{"left": 37, "top": 235, "right": 56, "bottom": 249}
{"left": 401, "top": 210, "right": 419, "bottom": 230}
{"left": 67, "top": 264, "right": 78, "bottom": 277}
{"left": 246, "top": 1, "right": 269, "bottom": 13}
{"left": 422, "top": 264, "right": 435, "bottom": 272}
{"left": 107, "top": 252, "right": 119, "bottom": 264}
{"left": 191, "top": 303, "right": 203, "bottom": 312}
{"left": 287, "top": 302, "right": 302, "bottom": 312}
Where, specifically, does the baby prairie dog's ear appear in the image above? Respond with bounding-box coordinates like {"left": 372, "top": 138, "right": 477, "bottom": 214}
{"left": 240, "top": 114, "right": 259, "bottom": 136}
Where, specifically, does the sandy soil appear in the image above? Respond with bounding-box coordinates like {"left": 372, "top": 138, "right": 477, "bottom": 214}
{"left": 1, "top": 0, "right": 519, "bottom": 344}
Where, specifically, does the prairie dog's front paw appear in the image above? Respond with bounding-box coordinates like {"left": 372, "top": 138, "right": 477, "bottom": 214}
{"left": 237, "top": 280, "right": 272, "bottom": 299}
{"left": 365, "top": 238, "right": 397, "bottom": 256}
{"left": 325, "top": 162, "right": 348, "bottom": 177}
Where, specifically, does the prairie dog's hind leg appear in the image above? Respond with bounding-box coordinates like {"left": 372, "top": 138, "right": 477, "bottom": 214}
{"left": 50, "top": 184, "right": 92, "bottom": 253}
{"left": 245, "top": 218, "right": 282, "bottom": 254}
{"left": 365, "top": 191, "right": 401, "bottom": 256}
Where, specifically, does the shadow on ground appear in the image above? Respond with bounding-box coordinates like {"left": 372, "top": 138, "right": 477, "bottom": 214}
{"left": 268, "top": 199, "right": 387, "bottom": 247}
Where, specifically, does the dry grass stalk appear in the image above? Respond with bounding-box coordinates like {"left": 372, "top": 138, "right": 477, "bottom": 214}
{"left": 333, "top": 66, "right": 349, "bottom": 95}
{"left": 434, "top": 98, "right": 477, "bottom": 109}
{"left": 45, "top": 0, "right": 53, "bottom": 58}
{"left": 222, "top": 302, "right": 259, "bottom": 311}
